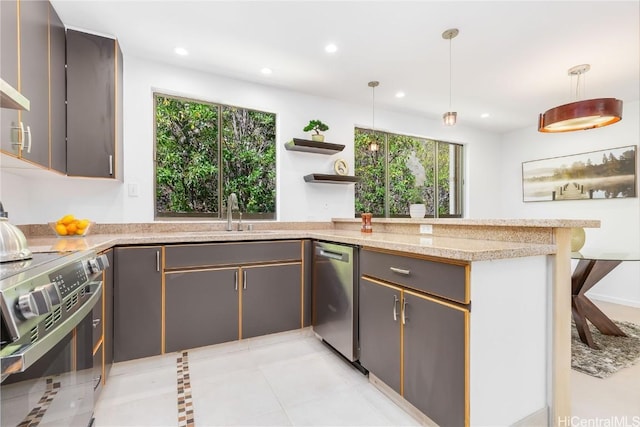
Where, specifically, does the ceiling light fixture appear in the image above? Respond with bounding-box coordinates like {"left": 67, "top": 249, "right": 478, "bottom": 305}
{"left": 174, "top": 47, "right": 188, "bottom": 56}
{"left": 442, "top": 28, "right": 459, "bottom": 126}
{"left": 368, "top": 81, "right": 380, "bottom": 152}
{"left": 395, "top": 91, "right": 405, "bottom": 98}
{"left": 261, "top": 67, "right": 273, "bottom": 75}
{"left": 538, "top": 64, "right": 623, "bottom": 133}
{"left": 325, "top": 44, "right": 338, "bottom": 53}
{"left": 480, "top": 113, "right": 490, "bottom": 118}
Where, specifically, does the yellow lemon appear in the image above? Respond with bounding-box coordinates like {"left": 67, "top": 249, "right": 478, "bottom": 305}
{"left": 66, "top": 223, "right": 77, "bottom": 234}
{"left": 77, "top": 219, "right": 90, "bottom": 230}
{"left": 55, "top": 223, "right": 68, "bottom": 236}
{"left": 60, "top": 214, "right": 75, "bottom": 225}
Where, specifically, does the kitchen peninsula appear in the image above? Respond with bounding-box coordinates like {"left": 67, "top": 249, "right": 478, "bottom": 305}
{"left": 21, "top": 218, "right": 599, "bottom": 426}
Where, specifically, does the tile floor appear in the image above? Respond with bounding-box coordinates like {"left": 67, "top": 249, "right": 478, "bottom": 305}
{"left": 94, "top": 329, "right": 421, "bottom": 426}
{"left": 95, "top": 301, "right": 640, "bottom": 426}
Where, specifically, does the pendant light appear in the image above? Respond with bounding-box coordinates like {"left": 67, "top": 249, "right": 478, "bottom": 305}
{"left": 368, "top": 81, "right": 380, "bottom": 152}
{"left": 442, "top": 28, "right": 459, "bottom": 126}
{"left": 538, "top": 64, "right": 623, "bottom": 133}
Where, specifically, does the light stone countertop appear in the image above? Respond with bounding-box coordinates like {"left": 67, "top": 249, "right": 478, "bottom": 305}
{"left": 26, "top": 228, "right": 558, "bottom": 262}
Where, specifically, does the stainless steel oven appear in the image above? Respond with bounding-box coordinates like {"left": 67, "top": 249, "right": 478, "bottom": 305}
{"left": 0, "top": 250, "right": 109, "bottom": 427}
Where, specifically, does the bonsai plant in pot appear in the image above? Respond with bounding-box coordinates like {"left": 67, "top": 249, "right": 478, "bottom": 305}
{"left": 409, "top": 197, "right": 426, "bottom": 218}
{"left": 303, "top": 119, "right": 329, "bottom": 142}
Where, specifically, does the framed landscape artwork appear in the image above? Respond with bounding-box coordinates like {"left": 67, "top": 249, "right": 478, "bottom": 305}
{"left": 522, "top": 145, "right": 637, "bottom": 202}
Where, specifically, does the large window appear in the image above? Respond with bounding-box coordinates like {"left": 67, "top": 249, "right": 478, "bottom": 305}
{"left": 354, "top": 128, "right": 463, "bottom": 217}
{"left": 154, "top": 94, "right": 276, "bottom": 219}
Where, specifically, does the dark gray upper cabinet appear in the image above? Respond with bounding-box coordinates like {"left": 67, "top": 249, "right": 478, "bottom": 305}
{"left": 114, "top": 246, "right": 162, "bottom": 362}
{"left": 403, "top": 292, "right": 468, "bottom": 427}
{"left": 359, "top": 277, "right": 402, "bottom": 393}
{"left": 18, "top": 0, "right": 49, "bottom": 167}
{"left": 165, "top": 268, "right": 239, "bottom": 353}
{"left": 1, "top": 0, "right": 19, "bottom": 155}
{"left": 66, "top": 29, "right": 122, "bottom": 179}
{"left": 242, "top": 263, "right": 302, "bottom": 339}
{"left": 1, "top": 0, "right": 54, "bottom": 168}
{"left": 49, "top": 3, "right": 66, "bottom": 173}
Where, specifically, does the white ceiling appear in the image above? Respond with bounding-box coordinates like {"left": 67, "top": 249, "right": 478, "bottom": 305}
{"left": 50, "top": 1, "right": 640, "bottom": 134}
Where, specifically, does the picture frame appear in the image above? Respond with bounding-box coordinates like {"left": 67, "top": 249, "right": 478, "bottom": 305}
{"left": 522, "top": 145, "right": 637, "bottom": 202}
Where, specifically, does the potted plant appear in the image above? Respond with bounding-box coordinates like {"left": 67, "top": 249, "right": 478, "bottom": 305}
{"left": 409, "top": 196, "right": 426, "bottom": 219}
{"left": 303, "top": 119, "right": 329, "bottom": 142}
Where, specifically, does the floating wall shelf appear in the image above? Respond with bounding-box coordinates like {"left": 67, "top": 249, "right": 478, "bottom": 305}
{"left": 303, "top": 174, "right": 360, "bottom": 184}
{"left": 284, "top": 138, "right": 345, "bottom": 155}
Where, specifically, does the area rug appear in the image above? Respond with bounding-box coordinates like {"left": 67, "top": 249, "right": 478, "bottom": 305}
{"left": 571, "top": 320, "right": 640, "bottom": 378}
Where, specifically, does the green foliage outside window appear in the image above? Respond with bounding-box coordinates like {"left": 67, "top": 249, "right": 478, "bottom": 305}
{"left": 155, "top": 95, "right": 276, "bottom": 218}
{"left": 354, "top": 128, "right": 463, "bottom": 217}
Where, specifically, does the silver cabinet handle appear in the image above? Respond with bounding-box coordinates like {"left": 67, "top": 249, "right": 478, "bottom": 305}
{"left": 92, "top": 318, "right": 101, "bottom": 328}
{"left": 109, "top": 155, "right": 113, "bottom": 175}
{"left": 11, "top": 121, "right": 24, "bottom": 149}
{"left": 234, "top": 271, "right": 238, "bottom": 291}
{"left": 402, "top": 298, "right": 408, "bottom": 325}
{"left": 393, "top": 295, "right": 399, "bottom": 321}
{"left": 25, "top": 125, "right": 32, "bottom": 153}
{"left": 155, "top": 251, "right": 160, "bottom": 272}
{"left": 390, "top": 267, "right": 410, "bottom": 275}
{"left": 243, "top": 270, "right": 247, "bottom": 290}
{"left": 319, "top": 249, "right": 348, "bottom": 262}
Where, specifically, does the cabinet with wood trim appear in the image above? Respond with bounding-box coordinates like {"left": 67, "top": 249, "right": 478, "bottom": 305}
{"left": 66, "top": 29, "right": 123, "bottom": 179}
{"left": 113, "top": 246, "right": 163, "bottom": 362}
{"left": 0, "top": 0, "right": 66, "bottom": 172}
{"left": 359, "top": 248, "right": 470, "bottom": 427}
{"left": 163, "top": 240, "right": 307, "bottom": 353}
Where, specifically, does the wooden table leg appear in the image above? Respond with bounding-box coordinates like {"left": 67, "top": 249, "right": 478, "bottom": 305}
{"left": 571, "top": 259, "right": 626, "bottom": 348}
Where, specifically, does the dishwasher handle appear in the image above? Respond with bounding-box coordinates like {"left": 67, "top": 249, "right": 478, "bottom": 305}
{"left": 318, "top": 249, "right": 349, "bottom": 262}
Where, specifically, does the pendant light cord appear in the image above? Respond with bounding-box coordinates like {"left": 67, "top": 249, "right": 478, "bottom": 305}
{"left": 448, "top": 37, "right": 452, "bottom": 110}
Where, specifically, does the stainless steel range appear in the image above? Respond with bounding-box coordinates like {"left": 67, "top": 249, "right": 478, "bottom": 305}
{"left": 0, "top": 250, "right": 109, "bottom": 427}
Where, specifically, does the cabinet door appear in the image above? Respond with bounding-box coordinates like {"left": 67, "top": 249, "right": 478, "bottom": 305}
{"left": 0, "top": 0, "right": 19, "bottom": 155}
{"left": 114, "top": 246, "right": 162, "bottom": 362}
{"left": 165, "top": 268, "right": 239, "bottom": 352}
{"left": 242, "top": 263, "right": 302, "bottom": 339}
{"left": 403, "top": 291, "right": 468, "bottom": 427}
{"left": 48, "top": 3, "right": 66, "bottom": 173}
{"left": 66, "top": 29, "right": 118, "bottom": 178}
{"left": 359, "top": 277, "right": 402, "bottom": 393}
{"left": 102, "top": 249, "right": 114, "bottom": 380}
{"left": 18, "top": 0, "right": 49, "bottom": 167}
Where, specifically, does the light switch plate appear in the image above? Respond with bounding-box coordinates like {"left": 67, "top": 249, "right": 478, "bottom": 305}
{"left": 128, "top": 183, "right": 139, "bottom": 197}
{"left": 420, "top": 224, "right": 433, "bottom": 234}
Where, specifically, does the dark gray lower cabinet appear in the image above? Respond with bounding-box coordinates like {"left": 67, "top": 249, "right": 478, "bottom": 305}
{"left": 103, "top": 249, "right": 114, "bottom": 379}
{"left": 403, "top": 291, "right": 467, "bottom": 427}
{"left": 114, "top": 246, "right": 162, "bottom": 362}
{"left": 165, "top": 268, "right": 239, "bottom": 352}
{"left": 359, "top": 277, "right": 402, "bottom": 393}
{"left": 359, "top": 278, "right": 469, "bottom": 427}
{"left": 242, "top": 263, "right": 302, "bottom": 339}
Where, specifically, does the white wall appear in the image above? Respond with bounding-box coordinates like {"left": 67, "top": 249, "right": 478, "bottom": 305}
{"left": 0, "top": 55, "right": 502, "bottom": 224}
{"left": 499, "top": 101, "right": 640, "bottom": 306}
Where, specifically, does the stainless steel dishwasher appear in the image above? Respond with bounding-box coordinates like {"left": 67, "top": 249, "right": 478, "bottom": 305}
{"left": 312, "top": 241, "right": 359, "bottom": 361}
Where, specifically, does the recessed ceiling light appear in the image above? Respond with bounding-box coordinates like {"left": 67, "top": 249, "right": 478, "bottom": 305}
{"left": 261, "top": 67, "right": 273, "bottom": 75}
{"left": 395, "top": 91, "right": 405, "bottom": 98}
{"left": 480, "top": 113, "right": 490, "bottom": 118}
{"left": 174, "top": 47, "right": 188, "bottom": 56}
{"left": 325, "top": 44, "right": 338, "bottom": 53}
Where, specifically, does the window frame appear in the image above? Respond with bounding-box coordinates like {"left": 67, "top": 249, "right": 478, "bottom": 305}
{"left": 153, "top": 92, "right": 277, "bottom": 220}
{"left": 354, "top": 127, "right": 464, "bottom": 218}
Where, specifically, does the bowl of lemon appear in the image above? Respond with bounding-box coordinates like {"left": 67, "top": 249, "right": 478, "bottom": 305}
{"left": 50, "top": 215, "right": 93, "bottom": 237}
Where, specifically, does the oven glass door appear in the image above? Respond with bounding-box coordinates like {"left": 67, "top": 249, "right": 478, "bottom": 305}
{"left": 1, "top": 312, "right": 94, "bottom": 427}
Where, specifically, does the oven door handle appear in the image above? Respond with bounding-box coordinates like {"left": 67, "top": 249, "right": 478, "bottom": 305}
{"left": 1, "top": 280, "right": 103, "bottom": 382}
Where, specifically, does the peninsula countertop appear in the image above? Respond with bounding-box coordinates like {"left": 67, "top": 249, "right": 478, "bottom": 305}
{"left": 27, "top": 219, "right": 599, "bottom": 261}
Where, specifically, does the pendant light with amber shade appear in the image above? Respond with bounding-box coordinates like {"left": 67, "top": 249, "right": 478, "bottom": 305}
{"left": 538, "top": 64, "right": 623, "bottom": 133}
{"left": 368, "top": 81, "right": 380, "bottom": 152}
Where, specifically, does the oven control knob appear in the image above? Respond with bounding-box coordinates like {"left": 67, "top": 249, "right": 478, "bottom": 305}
{"left": 36, "top": 283, "right": 62, "bottom": 307}
{"left": 87, "top": 254, "right": 110, "bottom": 274}
{"left": 17, "top": 289, "right": 52, "bottom": 319}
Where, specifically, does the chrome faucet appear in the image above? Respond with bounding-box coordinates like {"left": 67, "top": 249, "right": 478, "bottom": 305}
{"left": 226, "top": 193, "right": 239, "bottom": 231}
